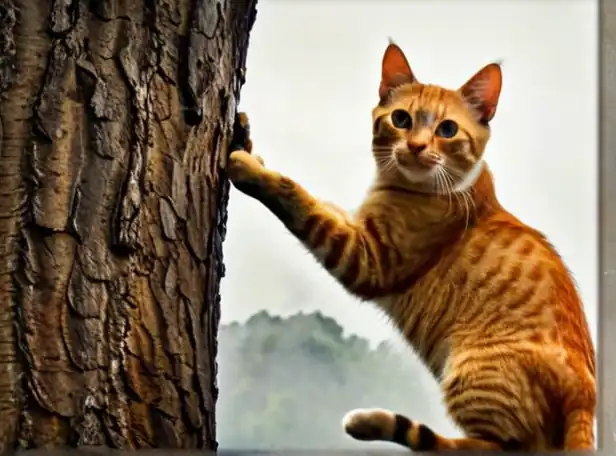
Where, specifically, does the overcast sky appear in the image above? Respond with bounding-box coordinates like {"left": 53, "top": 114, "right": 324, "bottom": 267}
{"left": 221, "top": 0, "right": 599, "bottom": 347}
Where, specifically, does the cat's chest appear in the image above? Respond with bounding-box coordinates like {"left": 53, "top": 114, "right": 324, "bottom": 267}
{"left": 375, "top": 293, "right": 452, "bottom": 378}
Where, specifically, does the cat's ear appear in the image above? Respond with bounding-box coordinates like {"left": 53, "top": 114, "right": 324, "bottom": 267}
{"left": 379, "top": 40, "right": 417, "bottom": 99}
{"left": 458, "top": 62, "right": 502, "bottom": 124}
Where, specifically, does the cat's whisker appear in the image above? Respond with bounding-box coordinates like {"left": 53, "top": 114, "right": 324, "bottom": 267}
{"left": 465, "top": 188, "right": 478, "bottom": 223}
{"left": 373, "top": 151, "right": 395, "bottom": 163}
{"left": 373, "top": 152, "right": 392, "bottom": 164}
{"left": 439, "top": 167, "right": 455, "bottom": 215}
{"left": 460, "top": 190, "right": 471, "bottom": 233}
{"left": 429, "top": 169, "right": 438, "bottom": 193}
{"left": 436, "top": 168, "right": 446, "bottom": 196}
{"left": 435, "top": 168, "right": 454, "bottom": 218}
{"left": 458, "top": 187, "right": 478, "bottom": 234}
{"left": 373, "top": 151, "right": 398, "bottom": 176}
{"left": 382, "top": 158, "right": 398, "bottom": 175}
{"left": 378, "top": 146, "right": 406, "bottom": 176}
{"left": 373, "top": 154, "right": 394, "bottom": 164}
{"left": 441, "top": 163, "right": 466, "bottom": 180}
{"left": 434, "top": 168, "right": 443, "bottom": 195}
{"left": 441, "top": 166, "right": 471, "bottom": 232}
{"left": 372, "top": 151, "right": 392, "bottom": 157}
{"left": 450, "top": 184, "right": 464, "bottom": 224}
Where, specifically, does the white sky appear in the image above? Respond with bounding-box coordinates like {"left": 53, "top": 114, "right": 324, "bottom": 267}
{"left": 221, "top": 0, "right": 599, "bottom": 347}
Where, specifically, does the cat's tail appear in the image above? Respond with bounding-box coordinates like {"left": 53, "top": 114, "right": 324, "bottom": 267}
{"left": 342, "top": 408, "right": 501, "bottom": 451}
{"left": 563, "top": 408, "right": 595, "bottom": 450}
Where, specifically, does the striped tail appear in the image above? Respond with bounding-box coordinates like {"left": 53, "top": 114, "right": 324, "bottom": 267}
{"left": 563, "top": 409, "right": 595, "bottom": 450}
{"left": 342, "top": 408, "right": 502, "bottom": 451}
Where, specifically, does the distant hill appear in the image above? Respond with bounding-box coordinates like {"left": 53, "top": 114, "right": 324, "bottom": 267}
{"left": 216, "top": 310, "right": 460, "bottom": 450}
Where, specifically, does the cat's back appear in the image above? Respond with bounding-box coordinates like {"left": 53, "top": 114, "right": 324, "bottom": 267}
{"left": 443, "top": 208, "right": 594, "bottom": 372}
{"left": 447, "top": 210, "right": 580, "bottom": 323}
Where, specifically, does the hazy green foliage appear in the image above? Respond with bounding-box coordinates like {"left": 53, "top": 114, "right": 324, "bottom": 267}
{"left": 217, "top": 310, "right": 459, "bottom": 450}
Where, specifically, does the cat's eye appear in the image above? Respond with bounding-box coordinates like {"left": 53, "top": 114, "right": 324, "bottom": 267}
{"left": 435, "top": 120, "right": 458, "bottom": 138}
{"left": 391, "top": 110, "right": 412, "bottom": 129}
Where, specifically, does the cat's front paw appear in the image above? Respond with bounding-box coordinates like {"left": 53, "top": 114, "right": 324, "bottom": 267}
{"left": 229, "top": 111, "right": 265, "bottom": 166}
{"left": 228, "top": 150, "right": 265, "bottom": 185}
{"left": 229, "top": 112, "right": 253, "bottom": 154}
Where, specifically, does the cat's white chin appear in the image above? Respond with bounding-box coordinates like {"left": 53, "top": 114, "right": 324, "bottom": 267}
{"left": 396, "top": 159, "right": 484, "bottom": 194}
{"left": 397, "top": 166, "right": 438, "bottom": 184}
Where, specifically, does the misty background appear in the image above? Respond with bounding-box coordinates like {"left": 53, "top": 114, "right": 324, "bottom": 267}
{"left": 218, "top": 0, "right": 599, "bottom": 450}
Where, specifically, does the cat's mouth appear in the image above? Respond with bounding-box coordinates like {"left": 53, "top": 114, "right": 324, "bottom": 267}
{"left": 373, "top": 145, "right": 469, "bottom": 193}
{"left": 393, "top": 148, "right": 443, "bottom": 180}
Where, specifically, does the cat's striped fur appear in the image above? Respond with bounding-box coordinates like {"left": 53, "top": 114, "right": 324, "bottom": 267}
{"left": 227, "top": 42, "right": 596, "bottom": 451}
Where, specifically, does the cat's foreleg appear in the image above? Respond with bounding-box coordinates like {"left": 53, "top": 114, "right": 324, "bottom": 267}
{"left": 227, "top": 118, "right": 393, "bottom": 299}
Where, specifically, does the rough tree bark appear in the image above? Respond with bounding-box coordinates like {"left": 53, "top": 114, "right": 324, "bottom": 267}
{"left": 0, "top": 0, "right": 256, "bottom": 450}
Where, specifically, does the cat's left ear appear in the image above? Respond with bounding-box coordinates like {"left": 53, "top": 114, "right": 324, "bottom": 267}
{"left": 379, "top": 41, "right": 417, "bottom": 100}
{"left": 458, "top": 63, "right": 502, "bottom": 124}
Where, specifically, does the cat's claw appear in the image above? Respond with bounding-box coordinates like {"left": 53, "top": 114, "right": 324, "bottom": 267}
{"left": 228, "top": 111, "right": 266, "bottom": 184}
{"left": 229, "top": 112, "right": 253, "bottom": 154}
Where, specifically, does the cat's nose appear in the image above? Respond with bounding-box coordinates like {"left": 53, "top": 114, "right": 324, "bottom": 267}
{"left": 407, "top": 142, "right": 427, "bottom": 155}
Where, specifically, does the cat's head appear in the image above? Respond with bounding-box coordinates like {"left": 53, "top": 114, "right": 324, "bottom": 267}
{"left": 371, "top": 41, "right": 502, "bottom": 193}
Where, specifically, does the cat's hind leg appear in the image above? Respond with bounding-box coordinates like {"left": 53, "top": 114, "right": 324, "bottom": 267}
{"left": 342, "top": 408, "right": 503, "bottom": 451}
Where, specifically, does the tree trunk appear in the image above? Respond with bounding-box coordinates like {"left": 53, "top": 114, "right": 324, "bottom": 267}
{"left": 0, "top": 0, "right": 256, "bottom": 450}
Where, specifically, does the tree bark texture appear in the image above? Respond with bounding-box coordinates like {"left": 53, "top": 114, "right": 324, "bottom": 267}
{"left": 0, "top": 0, "right": 256, "bottom": 450}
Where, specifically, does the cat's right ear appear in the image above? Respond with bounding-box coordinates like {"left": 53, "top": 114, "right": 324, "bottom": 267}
{"left": 379, "top": 41, "right": 417, "bottom": 100}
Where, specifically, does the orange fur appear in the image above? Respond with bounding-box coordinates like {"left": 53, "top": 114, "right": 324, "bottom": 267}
{"left": 227, "top": 41, "right": 596, "bottom": 451}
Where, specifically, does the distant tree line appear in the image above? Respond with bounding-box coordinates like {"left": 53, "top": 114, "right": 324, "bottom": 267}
{"left": 216, "top": 310, "right": 460, "bottom": 450}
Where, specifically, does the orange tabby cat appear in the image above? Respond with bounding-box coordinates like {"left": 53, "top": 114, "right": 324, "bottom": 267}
{"left": 227, "top": 42, "right": 596, "bottom": 451}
